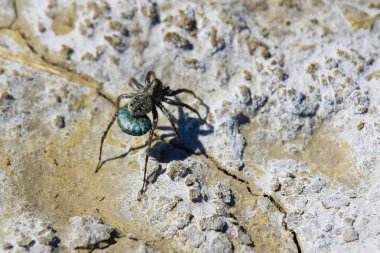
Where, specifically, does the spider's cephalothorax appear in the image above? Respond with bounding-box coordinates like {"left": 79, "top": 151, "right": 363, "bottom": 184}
{"left": 128, "top": 95, "right": 153, "bottom": 117}
{"left": 127, "top": 79, "right": 163, "bottom": 117}
{"left": 95, "top": 71, "right": 202, "bottom": 198}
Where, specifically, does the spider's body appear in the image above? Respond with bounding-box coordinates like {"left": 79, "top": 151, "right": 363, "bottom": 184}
{"left": 128, "top": 94, "right": 153, "bottom": 116}
{"left": 95, "top": 71, "right": 202, "bottom": 197}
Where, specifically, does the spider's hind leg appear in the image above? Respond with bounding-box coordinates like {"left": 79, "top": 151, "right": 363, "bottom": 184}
{"left": 139, "top": 105, "right": 159, "bottom": 198}
{"left": 163, "top": 97, "right": 202, "bottom": 120}
{"left": 96, "top": 93, "right": 135, "bottom": 173}
{"left": 95, "top": 113, "right": 117, "bottom": 173}
{"left": 157, "top": 102, "right": 181, "bottom": 140}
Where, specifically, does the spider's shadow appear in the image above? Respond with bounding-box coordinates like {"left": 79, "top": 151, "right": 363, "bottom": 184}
{"left": 96, "top": 141, "right": 153, "bottom": 169}
{"left": 155, "top": 103, "right": 213, "bottom": 162}
{"left": 99, "top": 100, "right": 213, "bottom": 167}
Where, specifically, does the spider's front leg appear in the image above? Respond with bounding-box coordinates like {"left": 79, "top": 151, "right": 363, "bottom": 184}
{"left": 117, "top": 93, "right": 135, "bottom": 108}
{"left": 128, "top": 78, "right": 144, "bottom": 90}
{"left": 145, "top": 71, "right": 156, "bottom": 85}
{"left": 95, "top": 93, "right": 134, "bottom": 173}
{"left": 140, "top": 105, "right": 159, "bottom": 196}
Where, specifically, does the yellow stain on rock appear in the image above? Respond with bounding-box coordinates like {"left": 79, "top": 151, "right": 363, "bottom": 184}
{"left": 0, "top": 153, "right": 12, "bottom": 176}
{"left": 51, "top": 3, "right": 78, "bottom": 36}
{"left": 243, "top": 122, "right": 362, "bottom": 188}
{"left": 339, "top": 3, "right": 380, "bottom": 31}
{"left": 304, "top": 126, "right": 360, "bottom": 188}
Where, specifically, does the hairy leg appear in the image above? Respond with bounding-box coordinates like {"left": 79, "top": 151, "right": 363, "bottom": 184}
{"left": 165, "top": 88, "right": 201, "bottom": 100}
{"left": 96, "top": 93, "right": 134, "bottom": 173}
{"left": 163, "top": 97, "right": 202, "bottom": 120}
{"left": 145, "top": 71, "right": 156, "bottom": 85}
{"left": 140, "top": 105, "right": 158, "bottom": 196}
{"left": 157, "top": 102, "right": 180, "bottom": 140}
{"left": 117, "top": 93, "right": 135, "bottom": 108}
{"left": 95, "top": 113, "right": 117, "bottom": 173}
{"left": 128, "top": 78, "right": 144, "bottom": 90}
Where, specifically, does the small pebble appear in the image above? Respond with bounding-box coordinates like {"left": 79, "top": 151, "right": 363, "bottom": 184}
{"left": 189, "top": 188, "right": 202, "bottom": 202}
{"left": 343, "top": 229, "right": 359, "bottom": 243}
{"left": 237, "top": 85, "right": 251, "bottom": 104}
{"left": 374, "top": 120, "right": 380, "bottom": 132}
{"left": 357, "top": 122, "right": 364, "bottom": 130}
{"left": 238, "top": 229, "right": 252, "bottom": 245}
{"left": 2, "top": 242, "right": 13, "bottom": 250}
{"left": 243, "top": 70, "right": 252, "bottom": 81}
{"left": 16, "top": 236, "right": 34, "bottom": 247}
{"left": 184, "top": 177, "right": 194, "bottom": 186}
{"left": 55, "top": 116, "right": 65, "bottom": 129}
{"left": 271, "top": 178, "right": 281, "bottom": 192}
{"left": 163, "top": 32, "right": 193, "bottom": 50}
{"left": 209, "top": 217, "right": 226, "bottom": 232}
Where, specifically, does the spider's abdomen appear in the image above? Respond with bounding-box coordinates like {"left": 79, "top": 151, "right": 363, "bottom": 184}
{"left": 117, "top": 106, "right": 152, "bottom": 136}
{"left": 128, "top": 95, "right": 153, "bottom": 116}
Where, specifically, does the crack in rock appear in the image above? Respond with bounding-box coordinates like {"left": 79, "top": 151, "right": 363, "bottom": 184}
{"left": 263, "top": 194, "right": 302, "bottom": 253}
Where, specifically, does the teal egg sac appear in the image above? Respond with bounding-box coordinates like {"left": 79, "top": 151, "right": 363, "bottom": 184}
{"left": 117, "top": 106, "right": 152, "bottom": 136}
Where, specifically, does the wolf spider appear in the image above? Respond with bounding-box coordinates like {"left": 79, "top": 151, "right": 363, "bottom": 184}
{"left": 95, "top": 71, "right": 202, "bottom": 196}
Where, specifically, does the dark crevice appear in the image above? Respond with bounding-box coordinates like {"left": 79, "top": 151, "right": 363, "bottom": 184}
{"left": 75, "top": 230, "right": 121, "bottom": 253}
{"left": 227, "top": 213, "right": 255, "bottom": 248}
{"left": 263, "top": 194, "right": 285, "bottom": 213}
{"left": 246, "top": 185, "right": 254, "bottom": 196}
{"left": 291, "top": 230, "right": 302, "bottom": 253}
{"left": 263, "top": 194, "right": 302, "bottom": 253}
{"left": 17, "top": 30, "right": 38, "bottom": 54}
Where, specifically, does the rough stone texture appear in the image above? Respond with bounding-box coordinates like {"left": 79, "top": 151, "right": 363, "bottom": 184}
{"left": 0, "top": 0, "right": 15, "bottom": 28}
{"left": 1, "top": 213, "right": 60, "bottom": 253}
{"left": 0, "top": 0, "right": 380, "bottom": 252}
{"left": 67, "top": 216, "right": 117, "bottom": 250}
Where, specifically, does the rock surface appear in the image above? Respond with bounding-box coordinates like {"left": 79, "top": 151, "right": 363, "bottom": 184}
{"left": 0, "top": 0, "right": 380, "bottom": 252}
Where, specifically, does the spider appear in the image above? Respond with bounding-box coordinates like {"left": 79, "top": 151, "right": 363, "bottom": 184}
{"left": 95, "top": 71, "right": 202, "bottom": 196}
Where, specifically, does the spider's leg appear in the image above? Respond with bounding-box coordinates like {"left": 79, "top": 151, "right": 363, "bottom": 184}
{"left": 128, "top": 78, "right": 144, "bottom": 90}
{"left": 145, "top": 71, "right": 156, "bottom": 85}
{"left": 96, "top": 93, "right": 134, "bottom": 173}
{"left": 95, "top": 113, "right": 117, "bottom": 173}
{"left": 163, "top": 97, "right": 202, "bottom": 120}
{"left": 117, "top": 93, "right": 135, "bottom": 108}
{"left": 140, "top": 105, "right": 158, "bottom": 196}
{"left": 157, "top": 102, "right": 181, "bottom": 140}
{"left": 164, "top": 88, "right": 201, "bottom": 101}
